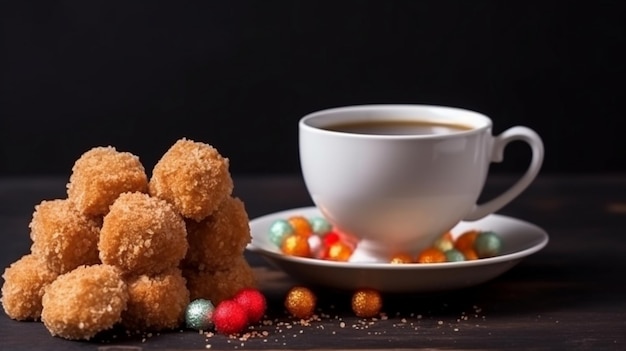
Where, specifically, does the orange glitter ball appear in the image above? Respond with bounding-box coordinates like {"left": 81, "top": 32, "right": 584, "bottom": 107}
{"left": 416, "top": 247, "right": 447, "bottom": 263}
{"left": 281, "top": 234, "right": 312, "bottom": 257}
{"left": 284, "top": 286, "right": 317, "bottom": 319}
{"left": 351, "top": 288, "right": 383, "bottom": 318}
{"left": 325, "top": 241, "right": 353, "bottom": 261}
{"left": 460, "top": 248, "right": 479, "bottom": 260}
{"left": 287, "top": 216, "right": 313, "bottom": 237}
{"left": 389, "top": 252, "right": 413, "bottom": 264}
{"left": 454, "top": 230, "right": 479, "bottom": 252}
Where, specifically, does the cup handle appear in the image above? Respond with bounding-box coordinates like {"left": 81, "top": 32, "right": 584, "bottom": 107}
{"left": 463, "top": 126, "right": 544, "bottom": 221}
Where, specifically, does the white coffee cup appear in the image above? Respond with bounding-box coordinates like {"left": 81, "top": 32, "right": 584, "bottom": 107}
{"left": 299, "top": 104, "right": 544, "bottom": 263}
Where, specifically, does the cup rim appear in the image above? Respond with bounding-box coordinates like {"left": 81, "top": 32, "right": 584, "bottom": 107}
{"left": 299, "top": 104, "right": 492, "bottom": 139}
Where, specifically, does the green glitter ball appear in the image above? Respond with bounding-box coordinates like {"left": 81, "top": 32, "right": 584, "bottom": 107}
{"left": 185, "top": 298, "right": 215, "bottom": 330}
{"left": 309, "top": 216, "right": 332, "bottom": 235}
{"left": 474, "top": 231, "right": 502, "bottom": 258}
{"left": 444, "top": 248, "right": 466, "bottom": 262}
{"left": 268, "top": 219, "right": 294, "bottom": 246}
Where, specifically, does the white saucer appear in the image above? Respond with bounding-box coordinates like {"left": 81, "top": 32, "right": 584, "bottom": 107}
{"left": 246, "top": 207, "right": 549, "bottom": 293}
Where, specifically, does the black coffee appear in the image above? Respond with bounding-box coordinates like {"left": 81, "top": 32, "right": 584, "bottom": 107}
{"left": 324, "top": 120, "right": 472, "bottom": 135}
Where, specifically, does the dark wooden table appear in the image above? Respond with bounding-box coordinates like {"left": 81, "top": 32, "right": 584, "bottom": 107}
{"left": 1, "top": 174, "right": 625, "bottom": 350}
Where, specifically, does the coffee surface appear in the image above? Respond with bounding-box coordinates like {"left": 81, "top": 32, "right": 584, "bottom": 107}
{"left": 324, "top": 120, "right": 472, "bottom": 135}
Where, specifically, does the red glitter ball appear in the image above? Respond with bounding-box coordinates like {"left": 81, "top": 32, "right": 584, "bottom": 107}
{"left": 232, "top": 287, "right": 267, "bottom": 324}
{"left": 322, "top": 231, "right": 340, "bottom": 247}
{"left": 213, "top": 300, "right": 249, "bottom": 334}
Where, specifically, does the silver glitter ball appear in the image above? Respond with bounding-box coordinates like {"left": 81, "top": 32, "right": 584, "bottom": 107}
{"left": 185, "top": 298, "right": 215, "bottom": 330}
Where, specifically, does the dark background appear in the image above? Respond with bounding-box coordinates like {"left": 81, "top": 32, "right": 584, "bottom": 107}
{"left": 1, "top": 0, "right": 624, "bottom": 177}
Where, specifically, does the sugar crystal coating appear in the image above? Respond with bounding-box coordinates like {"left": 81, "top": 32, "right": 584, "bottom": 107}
{"left": 122, "top": 267, "right": 190, "bottom": 331}
{"left": 41, "top": 264, "right": 128, "bottom": 340}
{"left": 67, "top": 146, "right": 148, "bottom": 216}
{"left": 1, "top": 254, "right": 59, "bottom": 321}
{"left": 184, "top": 255, "right": 256, "bottom": 305}
{"left": 183, "top": 196, "right": 251, "bottom": 271}
{"left": 29, "top": 199, "right": 101, "bottom": 274}
{"left": 149, "top": 138, "right": 233, "bottom": 222}
{"left": 99, "top": 192, "right": 188, "bottom": 275}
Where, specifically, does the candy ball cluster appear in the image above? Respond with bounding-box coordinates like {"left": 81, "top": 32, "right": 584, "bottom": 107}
{"left": 1, "top": 138, "right": 257, "bottom": 340}
{"left": 421, "top": 230, "right": 503, "bottom": 263}
{"left": 185, "top": 288, "right": 267, "bottom": 335}
{"left": 269, "top": 215, "right": 503, "bottom": 263}
{"left": 269, "top": 216, "right": 356, "bottom": 261}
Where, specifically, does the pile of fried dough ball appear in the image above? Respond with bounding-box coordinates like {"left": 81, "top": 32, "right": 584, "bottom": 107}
{"left": 1, "top": 138, "right": 256, "bottom": 340}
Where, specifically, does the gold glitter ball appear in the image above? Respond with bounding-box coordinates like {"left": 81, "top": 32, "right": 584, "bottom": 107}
{"left": 389, "top": 252, "right": 413, "bottom": 264}
{"left": 287, "top": 215, "right": 313, "bottom": 237}
{"left": 281, "top": 234, "right": 311, "bottom": 257}
{"left": 351, "top": 288, "right": 382, "bottom": 318}
{"left": 284, "top": 286, "right": 316, "bottom": 319}
{"left": 325, "top": 241, "right": 353, "bottom": 261}
{"left": 432, "top": 231, "right": 455, "bottom": 252}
